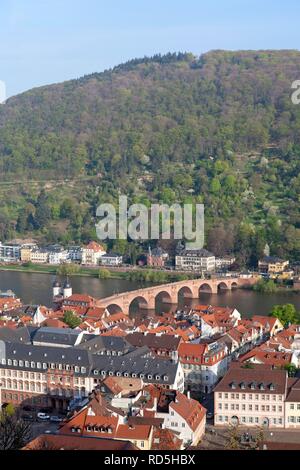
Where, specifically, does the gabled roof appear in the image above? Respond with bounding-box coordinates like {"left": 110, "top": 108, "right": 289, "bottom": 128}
{"left": 84, "top": 241, "right": 106, "bottom": 252}
{"left": 115, "top": 424, "right": 152, "bottom": 440}
{"left": 170, "top": 392, "right": 206, "bottom": 432}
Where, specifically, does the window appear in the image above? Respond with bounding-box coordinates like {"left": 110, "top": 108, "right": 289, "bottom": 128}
{"left": 218, "top": 403, "right": 222, "bottom": 410}
{"left": 218, "top": 393, "right": 222, "bottom": 398}
{"left": 290, "top": 404, "right": 294, "bottom": 410}
{"left": 224, "top": 393, "right": 228, "bottom": 399}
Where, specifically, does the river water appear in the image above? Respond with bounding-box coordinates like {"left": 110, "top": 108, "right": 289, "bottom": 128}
{"left": 0, "top": 271, "right": 300, "bottom": 318}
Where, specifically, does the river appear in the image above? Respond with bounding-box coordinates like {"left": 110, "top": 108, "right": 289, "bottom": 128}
{"left": 0, "top": 271, "right": 300, "bottom": 318}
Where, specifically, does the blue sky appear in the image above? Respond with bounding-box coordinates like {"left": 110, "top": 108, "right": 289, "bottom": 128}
{"left": 1, "top": 0, "right": 300, "bottom": 97}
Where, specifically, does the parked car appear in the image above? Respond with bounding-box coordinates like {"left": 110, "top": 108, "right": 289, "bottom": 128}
{"left": 50, "top": 415, "right": 63, "bottom": 423}
{"left": 37, "top": 412, "right": 50, "bottom": 421}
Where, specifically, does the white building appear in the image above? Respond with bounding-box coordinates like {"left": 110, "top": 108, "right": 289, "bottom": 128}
{"left": 48, "top": 250, "right": 69, "bottom": 265}
{"left": 0, "top": 242, "right": 21, "bottom": 262}
{"left": 155, "top": 391, "right": 206, "bottom": 446}
{"left": 30, "top": 249, "right": 50, "bottom": 264}
{"left": 178, "top": 342, "right": 229, "bottom": 393}
{"left": 175, "top": 249, "right": 215, "bottom": 273}
{"left": 81, "top": 241, "right": 106, "bottom": 266}
{"left": 99, "top": 253, "right": 123, "bottom": 267}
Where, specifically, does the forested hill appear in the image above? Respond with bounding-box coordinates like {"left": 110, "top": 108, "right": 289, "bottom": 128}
{"left": 1, "top": 50, "right": 300, "bottom": 264}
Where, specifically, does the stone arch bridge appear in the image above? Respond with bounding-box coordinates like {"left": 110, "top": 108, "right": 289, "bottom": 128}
{"left": 96, "top": 276, "right": 258, "bottom": 316}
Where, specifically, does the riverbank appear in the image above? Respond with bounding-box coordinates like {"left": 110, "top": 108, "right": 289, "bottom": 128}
{"left": 0, "top": 263, "right": 128, "bottom": 279}
{"left": 0, "top": 263, "right": 193, "bottom": 283}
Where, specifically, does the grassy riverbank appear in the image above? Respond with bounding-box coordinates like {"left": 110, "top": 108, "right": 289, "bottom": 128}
{"left": 0, "top": 263, "right": 194, "bottom": 283}
{"left": 0, "top": 263, "right": 128, "bottom": 279}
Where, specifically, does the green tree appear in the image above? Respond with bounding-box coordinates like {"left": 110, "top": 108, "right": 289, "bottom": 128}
{"left": 284, "top": 363, "right": 298, "bottom": 377}
{"left": 98, "top": 268, "right": 111, "bottom": 279}
{"left": 269, "top": 304, "right": 299, "bottom": 326}
{"left": 253, "top": 279, "right": 278, "bottom": 293}
{"left": 57, "top": 264, "right": 80, "bottom": 276}
{"left": 63, "top": 310, "right": 81, "bottom": 328}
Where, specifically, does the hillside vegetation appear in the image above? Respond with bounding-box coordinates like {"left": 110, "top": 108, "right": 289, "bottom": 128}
{"left": 1, "top": 50, "right": 300, "bottom": 265}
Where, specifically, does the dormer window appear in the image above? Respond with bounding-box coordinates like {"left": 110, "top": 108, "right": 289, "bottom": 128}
{"left": 240, "top": 382, "right": 246, "bottom": 390}
{"left": 269, "top": 383, "right": 275, "bottom": 391}
{"left": 230, "top": 382, "right": 236, "bottom": 389}
{"left": 259, "top": 383, "right": 265, "bottom": 390}
{"left": 250, "top": 382, "right": 256, "bottom": 390}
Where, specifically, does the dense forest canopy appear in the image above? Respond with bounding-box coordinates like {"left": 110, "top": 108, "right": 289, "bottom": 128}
{"left": 1, "top": 49, "right": 300, "bottom": 266}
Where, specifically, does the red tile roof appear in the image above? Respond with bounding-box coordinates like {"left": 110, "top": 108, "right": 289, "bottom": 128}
{"left": 115, "top": 424, "right": 152, "bottom": 440}
{"left": 170, "top": 392, "right": 206, "bottom": 432}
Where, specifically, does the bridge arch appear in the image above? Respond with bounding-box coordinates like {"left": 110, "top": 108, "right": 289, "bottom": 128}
{"left": 105, "top": 303, "right": 124, "bottom": 314}
{"left": 199, "top": 283, "right": 213, "bottom": 294}
{"left": 155, "top": 290, "right": 173, "bottom": 304}
{"left": 128, "top": 295, "right": 149, "bottom": 313}
{"left": 217, "top": 281, "right": 229, "bottom": 291}
{"left": 231, "top": 281, "right": 238, "bottom": 289}
{"left": 177, "top": 286, "right": 193, "bottom": 302}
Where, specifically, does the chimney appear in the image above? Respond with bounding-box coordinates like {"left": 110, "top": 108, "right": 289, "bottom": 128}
{"left": 187, "top": 391, "right": 191, "bottom": 400}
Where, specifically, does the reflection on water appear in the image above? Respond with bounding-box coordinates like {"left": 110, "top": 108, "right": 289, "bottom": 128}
{"left": 0, "top": 270, "right": 300, "bottom": 319}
